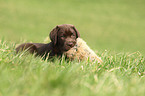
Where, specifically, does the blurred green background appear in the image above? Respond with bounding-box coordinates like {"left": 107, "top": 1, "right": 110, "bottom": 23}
{"left": 0, "top": 0, "right": 145, "bottom": 55}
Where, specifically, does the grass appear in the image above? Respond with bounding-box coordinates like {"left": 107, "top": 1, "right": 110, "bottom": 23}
{"left": 0, "top": 39, "right": 145, "bottom": 96}
{"left": 0, "top": 0, "right": 145, "bottom": 55}
{"left": 0, "top": 0, "right": 145, "bottom": 96}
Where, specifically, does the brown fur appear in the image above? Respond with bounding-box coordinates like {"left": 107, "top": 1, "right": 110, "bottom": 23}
{"left": 16, "top": 24, "right": 80, "bottom": 60}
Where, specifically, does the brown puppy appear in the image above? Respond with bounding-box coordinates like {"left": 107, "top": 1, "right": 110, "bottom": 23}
{"left": 16, "top": 24, "right": 80, "bottom": 59}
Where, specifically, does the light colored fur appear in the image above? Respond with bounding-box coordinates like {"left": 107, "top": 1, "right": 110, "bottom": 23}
{"left": 64, "top": 38, "right": 102, "bottom": 63}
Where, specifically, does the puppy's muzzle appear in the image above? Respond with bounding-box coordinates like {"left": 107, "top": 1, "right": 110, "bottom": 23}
{"left": 67, "top": 42, "right": 74, "bottom": 47}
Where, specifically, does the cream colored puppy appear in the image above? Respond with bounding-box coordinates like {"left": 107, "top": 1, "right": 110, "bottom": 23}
{"left": 64, "top": 38, "right": 102, "bottom": 63}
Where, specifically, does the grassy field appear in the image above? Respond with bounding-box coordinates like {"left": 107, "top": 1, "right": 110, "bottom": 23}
{"left": 0, "top": 0, "right": 145, "bottom": 96}
{"left": 0, "top": 37, "right": 145, "bottom": 96}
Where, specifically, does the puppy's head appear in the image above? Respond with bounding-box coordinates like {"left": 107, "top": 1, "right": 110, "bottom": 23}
{"left": 50, "top": 24, "right": 80, "bottom": 52}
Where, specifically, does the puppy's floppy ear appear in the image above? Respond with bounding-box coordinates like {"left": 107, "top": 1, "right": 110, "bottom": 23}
{"left": 49, "top": 26, "right": 59, "bottom": 45}
{"left": 72, "top": 25, "right": 80, "bottom": 38}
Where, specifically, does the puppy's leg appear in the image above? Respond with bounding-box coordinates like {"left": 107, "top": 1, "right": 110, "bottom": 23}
{"left": 16, "top": 43, "right": 37, "bottom": 54}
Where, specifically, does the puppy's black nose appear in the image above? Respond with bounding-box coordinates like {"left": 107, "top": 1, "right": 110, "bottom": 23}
{"left": 67, "top": 42, "right": 74, "bottom": 47}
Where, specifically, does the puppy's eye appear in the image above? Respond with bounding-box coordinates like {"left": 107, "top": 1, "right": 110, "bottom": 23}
{"left": 71, "top": 33, "right": 75, "bottom": 37}
{"left": 60, "top": 35, "right": 65, "bottom": 38}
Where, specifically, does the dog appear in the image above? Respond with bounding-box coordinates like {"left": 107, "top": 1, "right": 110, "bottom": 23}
{"left": 64, "top": 38, "right": 103, "bottom": 63}
{"left": 16, "top": 24, "right": 80, "bottom": 60}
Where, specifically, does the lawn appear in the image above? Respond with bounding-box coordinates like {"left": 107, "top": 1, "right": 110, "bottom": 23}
{"left": 0, "top": 0, "right": 145, "bottom": 96}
